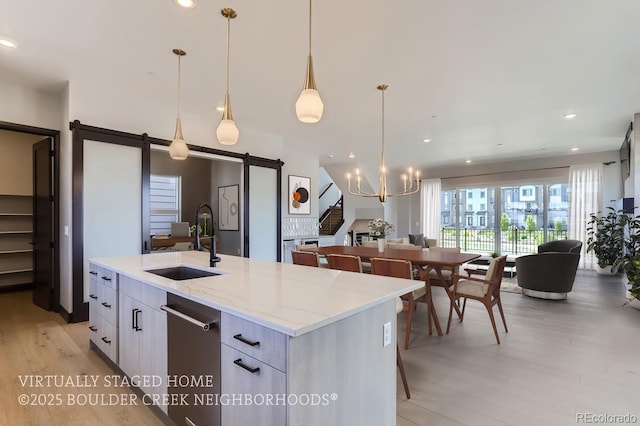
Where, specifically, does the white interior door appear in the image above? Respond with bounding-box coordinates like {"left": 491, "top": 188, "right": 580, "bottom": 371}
{"left": 83, "top": 140, "right": 141, "bottom": 300}
{"left": 248, "top": 165, "right": 277, "bottom": 261}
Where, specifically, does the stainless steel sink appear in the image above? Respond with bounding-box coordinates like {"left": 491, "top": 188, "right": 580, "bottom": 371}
{"left": 146, "top": 266, "right": 221, "bottom": 281}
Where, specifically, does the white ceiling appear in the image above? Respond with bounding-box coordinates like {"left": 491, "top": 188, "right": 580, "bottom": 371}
{"left": 2, "top": 0, "right": 640, "bottom": 173}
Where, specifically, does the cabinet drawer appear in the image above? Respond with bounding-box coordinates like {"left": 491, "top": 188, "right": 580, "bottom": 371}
{"left": 97, "top": 317, "right": 118, "bottom": 363}
{"left": 221, "top": 344, "right": 287, "bottom": 426}
{"left": 99, "top": 267, "right": 116, "bottom": 289}
{"left": 120, "top": 275, "right": 166, "bottom": 308}
{"left": 221, "top": 313, "right": 287, "bottom": 372}
{"left": 100, "top": 285, "right": 117, "bottom": 325}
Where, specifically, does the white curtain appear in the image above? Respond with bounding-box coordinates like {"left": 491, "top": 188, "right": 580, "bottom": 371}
{"left": 568, "top": 163, "right": 602, "bottom": 269}
{"left": 420, "top": 179, "right": 441, "bottom": 245}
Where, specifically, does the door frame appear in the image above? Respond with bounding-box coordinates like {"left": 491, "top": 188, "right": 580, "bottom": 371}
{"left": 71, "top": 120, "right": 150, "bottom": 322}
{"left": 0, "top": 121, "right": 60, "bottom": 313}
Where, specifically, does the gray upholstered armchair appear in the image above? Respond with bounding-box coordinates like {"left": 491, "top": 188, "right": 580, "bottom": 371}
{"left": 515, "top": 240, "right": 582, "bottom": 300}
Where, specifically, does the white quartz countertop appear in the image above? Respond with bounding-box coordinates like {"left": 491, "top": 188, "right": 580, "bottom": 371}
{"left": 91, "top": 252, "right": 422, "bottom": 337}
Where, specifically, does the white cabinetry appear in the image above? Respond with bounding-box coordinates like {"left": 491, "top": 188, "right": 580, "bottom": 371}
{"left": 221, "top": 313, "right": 287, "bottom": 425}
{"left": 221, "top": 300, "right": 396, "bottom": 426}
{"left": 88, "top": 263, "right": 117, "bottom": 363}
{"left": 118, "top": 275, "right": 168, "bottom": 413}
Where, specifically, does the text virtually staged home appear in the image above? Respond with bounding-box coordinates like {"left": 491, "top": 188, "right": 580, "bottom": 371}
{"left": 1, "top": 0, "right": 640, "bottom": 425}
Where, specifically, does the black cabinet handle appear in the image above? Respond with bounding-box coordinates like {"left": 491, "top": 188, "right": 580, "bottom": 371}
{"left": 133, "top": 309, "right": 142, "bottom": 331}
{"left": 88, "top": 326, "right": 97, "bottom": 332}
{"left": 101, "top": 337, "right": 111, "bottom": 344}
{"left": 101, "top": 276, "right": 112, "bottom": 282}
{"left": 233, "top": 334, "right": 260, "bottom": 347}
{"left": 234, "top": 358, "right": 260, "bottom": 373}
{"left": 101, "top": 302, "right": 111, "bottom": 309}
{"left": 89, "top": 294, "right": 98, "bottom": 300}
{"left": 89, "top": 271, "right": 98, "bottom": 275}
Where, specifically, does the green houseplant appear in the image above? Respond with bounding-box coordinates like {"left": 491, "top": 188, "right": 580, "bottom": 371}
{"left": 586, "top": 207, "right": 624, "bottom": 275}
{"left": 616, "top": 212, "right": 640, "bottom": 302}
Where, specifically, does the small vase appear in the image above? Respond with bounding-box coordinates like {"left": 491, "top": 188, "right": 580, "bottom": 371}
{"left": 377, "top": 238, "right": 386, "bottom": 252}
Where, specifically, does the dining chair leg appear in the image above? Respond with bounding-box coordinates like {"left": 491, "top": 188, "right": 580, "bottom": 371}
{"left": 426, "top": 286, "right": 433, "bottom": 336}
{"left": 397, "top": 345, "right": 410, "bottom": 399}
{"left": 497, "top": 297, "right": 508, "bottom": 332}
{"left": 485, "top": 303, "right": 501, "bottom": 344}
{"left": 404, "top": 299, "right": 414, "bottom": 350}
{"left": 446, "top": 289, "right": 463, "bottom": 320}
{"left": 461, "top": 297, "right": 468, "bottom": 320}
{"left": 446, "top": 295, "right": 455, "bottom": 334}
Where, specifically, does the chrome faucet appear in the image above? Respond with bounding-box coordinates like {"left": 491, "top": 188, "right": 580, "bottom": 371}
{"left": 194, "top": 203, "right": 221, "bottom": 267}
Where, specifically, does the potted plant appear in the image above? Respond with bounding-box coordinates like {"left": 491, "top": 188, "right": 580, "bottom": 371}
{"left": 616, "top": 212, "right": 640, "bottom": 308}
{"left": 586, "top": 207, "right": 624, "bottom": 275}
{"left": 368, "top": 218, "right": 395, "bottom": 252}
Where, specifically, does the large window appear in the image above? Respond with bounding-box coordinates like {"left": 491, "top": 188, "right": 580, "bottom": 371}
{"left": 150, "top": 174, "right": 181, "bottom": 236}
{"left": 440, "top": 182, "right": 568, "bottom": 255}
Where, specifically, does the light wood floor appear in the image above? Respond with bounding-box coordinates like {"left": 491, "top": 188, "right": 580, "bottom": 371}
{"left": 0, "top": 270, "right": 638, "bottom": 425}
{"left": 396, "top": 270, "right": 640, "bottom": 426}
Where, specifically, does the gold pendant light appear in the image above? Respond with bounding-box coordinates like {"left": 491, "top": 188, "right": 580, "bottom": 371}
{"left": 169, "top": 49, "right": 189, "bottom": 160}
{"left": 295, "top": 0, "right": 324, "bottom": 123}
{"left": 346, "top": 85, "right": 420, "bottom": 202}
{"left": 216, "top": 8, "right": 239, "bottom": 146}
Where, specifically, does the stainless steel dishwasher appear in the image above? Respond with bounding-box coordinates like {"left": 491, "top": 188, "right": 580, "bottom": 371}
{"left": 162, "top": 293, "right": 221, "bottom": 426}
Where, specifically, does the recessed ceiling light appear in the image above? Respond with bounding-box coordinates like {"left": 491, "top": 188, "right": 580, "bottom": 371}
{"left": 348, "top": 152, "right": 355, "bottom": 159}
{"left": 215, "top": 106, "right": 225, "bottom": 112}
{"left": 563, "top": 112, "right": 577, "bottom": 119}
{"left": 571, "top": 147, "right": 579, "bottom": 151}
{"left": 0, "top": 38, "right": 18, "bottom": 48}
{"left": 175, "top": 0, "right": 196, "bottom": 8}
{"left": 465, "top": 159, "right": 472, "bottom": 164}
{"left": 497, "top": 143, "right": 504, "bottom": 146}
{"left": 327, "top": 154, "right": 334, "bottom": 159}
{"left": 423, "top": 138, "right": 432, "bottom": 143}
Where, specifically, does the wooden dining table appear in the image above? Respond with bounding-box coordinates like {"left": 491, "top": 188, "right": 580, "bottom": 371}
{"left": 309, "top": 245, "right": 481, "bottom": 337}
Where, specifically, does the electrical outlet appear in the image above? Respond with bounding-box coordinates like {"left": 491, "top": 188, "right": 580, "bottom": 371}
{"left": 383, "top": 322, "right": 391, "bottom": 347}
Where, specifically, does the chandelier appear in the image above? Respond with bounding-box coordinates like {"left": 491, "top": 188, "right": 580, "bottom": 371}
{"left": 346, "top": 84, "right": 420, "bottom": 202}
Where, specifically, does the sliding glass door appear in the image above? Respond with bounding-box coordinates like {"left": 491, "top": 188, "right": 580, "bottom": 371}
{"left": 439, "top": 182, "right": 568, "bottom": 255}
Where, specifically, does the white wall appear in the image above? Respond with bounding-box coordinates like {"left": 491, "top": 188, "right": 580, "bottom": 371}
{"left": 318, "top": 166, "right": 341, "bottom": 214}
{"left": 281, "top": 142, "right": 320, "bottom": 220}
{"left": 0, "top": 80, "right": 62, "bottom": 130}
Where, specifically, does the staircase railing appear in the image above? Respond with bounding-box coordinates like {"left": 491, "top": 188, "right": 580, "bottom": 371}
{"left": 319, "top": 195, "right": 344, "bottom": 235}
{"left": 319, "top": 182, "right": 334, "bottom": 199}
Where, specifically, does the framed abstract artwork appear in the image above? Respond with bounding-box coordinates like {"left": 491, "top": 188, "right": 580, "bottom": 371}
{"left": 218, "top": 184, "right": 239, "bottom": 230}
{"left": 288, "top": 175, "right": 311, "bottom": 215}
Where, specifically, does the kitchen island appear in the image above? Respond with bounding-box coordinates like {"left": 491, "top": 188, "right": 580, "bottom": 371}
{"left": 89, "top": 251, "right": 422, "bottom": 425}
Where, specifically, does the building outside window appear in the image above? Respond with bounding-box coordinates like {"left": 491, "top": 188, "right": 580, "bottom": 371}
{"left": 437, "top": 182, "right": 568, "bottom": 255}
{"left": 150, "top": 174, "right": 181, "bottom": 236}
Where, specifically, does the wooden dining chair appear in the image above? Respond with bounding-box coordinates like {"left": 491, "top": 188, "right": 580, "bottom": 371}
{"left": 326, "top": 254, "right": 363, "bottom": 273}
{"left": 295, "top": 243, "right": 318, "bottom": 251}
{"left": 291, "top": 250, "right": 320, "bottom": 267}
{"left": 446, "top": 255, "right": 508, "bottom": 344}
{"left": 371, "top": 258, "right": 427, "bottom": 350}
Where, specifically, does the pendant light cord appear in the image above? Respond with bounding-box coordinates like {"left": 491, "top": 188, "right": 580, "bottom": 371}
{"left": 177, "top": 54, "right": 182, "bottom": 118}
{"left": 308, "top": 0, "right": 312, "bottom": 55}
{"left": 381, "top": 88, "right": 385, "bottom": 165}
{"left": 226, "top": 16, "right": 231, "bottom": 95}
